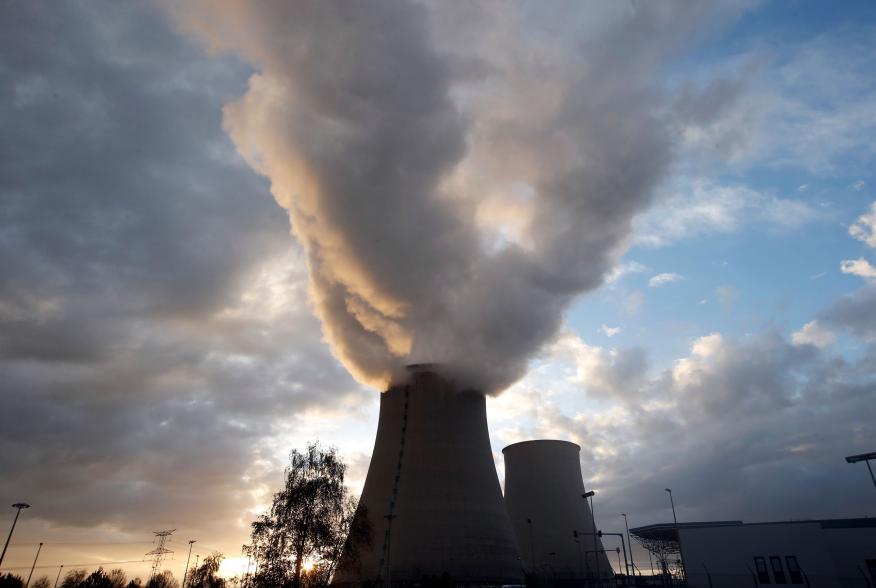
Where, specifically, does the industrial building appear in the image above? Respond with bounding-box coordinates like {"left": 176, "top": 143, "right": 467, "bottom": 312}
{"left": 333, "top": 365, "right": 524, "bottom": 586}
{"left": 630, "top": 518, "right": 876, "bottom": 588}
{"left": 503, "top": 440, "right": 614, "bottom": 582}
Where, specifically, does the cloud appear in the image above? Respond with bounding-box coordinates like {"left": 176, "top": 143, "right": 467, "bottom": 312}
{"left": 849, "top": 201, "right": 876, "bottom": 248}
{"left": 551, "top": 331, "right": 649, "bottom": 402}
{"left": 635, "top": 179, "right": 817, "bottom": 246}
{"left": 820, "top": 285, "right": 876, "bottom": 341}
{"left": 792, "top": 320, "right": 836, "bottom": 348}
{"left": 672, "top": 33, "right": 876, "bottom": 175}
{"left": 648, "top": 273, "right": 683, "bottom": 288}
{"left": 492, "top": 328, "right": 876, "bottom": 526}
{"left": 840, "top": 257, "right": 876, "bottom": 281}
{"left": 167, "top": 1, "right": 756, "bottom": 393}
{"left": 850, "top": 180, "right": 866, "bottom": 191}
{"left": 0, "top": 1, "right": 368, "bottom": 568}
{"left": 605, "top": 261, "right": 649, "bottom": 285}
{"left": 600, "top": 325, "right": 622, "bottom": 337}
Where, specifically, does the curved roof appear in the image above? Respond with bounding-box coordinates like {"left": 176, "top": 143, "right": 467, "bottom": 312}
{"left": 502, "top": 439, "right": 581, "bottom": 452}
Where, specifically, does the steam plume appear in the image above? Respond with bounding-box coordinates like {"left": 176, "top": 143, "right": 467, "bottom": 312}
{"left": 171, "top": 1, "right": 700, "bottom": 393}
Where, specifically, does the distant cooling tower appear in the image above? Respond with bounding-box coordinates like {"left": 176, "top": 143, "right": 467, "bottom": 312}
{"left": 503, "top": 440, "right": 613, "bottom": 580}
{"left": 333, "top": 365, "right": 524, "bottom": 586}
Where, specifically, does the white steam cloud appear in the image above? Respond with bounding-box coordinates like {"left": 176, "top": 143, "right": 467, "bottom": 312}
{"left": 170, "top": 1, "right": 731, "bottom": 393}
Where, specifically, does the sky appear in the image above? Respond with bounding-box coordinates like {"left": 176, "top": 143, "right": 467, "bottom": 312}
{"left": 1, "top": 0, "right": 875, "bottom": 582}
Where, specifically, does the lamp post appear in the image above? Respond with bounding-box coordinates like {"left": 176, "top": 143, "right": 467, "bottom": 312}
{"left": 25, "top": 542, "right": 43, "bottom": 588}
{"left": 665, "top": 488, "right": 686, "bottom": 582}
{"left": 621, "top": 513, "right": 636, "bottom": 576}
{"left": 664, "top": 489, "right": 678, "bottom": 526}
{"left": 845, "top": 451, "right": 876, "bottom": 492}
{"left": 53, "top": 564, "right": 64, "bottom": 588}
{"left": 583, "top": 491, "right": 600, "bottom": 587}
{"left": 182, "top": 539, "right": 196, "bottom": 588}
{"left": 0, "top": 503, "right": 31, "bottom": 569}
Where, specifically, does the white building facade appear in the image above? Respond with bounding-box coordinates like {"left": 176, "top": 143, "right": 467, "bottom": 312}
{"left": 631, "top": 518, "right": 876, "bottom": 588}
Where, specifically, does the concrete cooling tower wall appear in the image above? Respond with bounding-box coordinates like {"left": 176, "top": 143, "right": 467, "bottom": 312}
{"left": 333, "top": 365, "right": 524, "bottom": 586}
{"left": 503, "top": 440, "right": 613, "bottom": 580}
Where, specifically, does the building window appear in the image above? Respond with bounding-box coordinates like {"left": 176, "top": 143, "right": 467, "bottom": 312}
{"left": 770, "top": 556, "right": 787, "bottom": 584}
{"left": 754, "top": 557, "right": 771, "bottom": 584}
{"left": 785, "top": 556, "right": 803, "bottom": 584}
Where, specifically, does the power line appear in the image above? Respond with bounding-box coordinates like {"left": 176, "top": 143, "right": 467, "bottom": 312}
{"left": 6, "top": 541, "right": 154, "bottom": 547}
{"left": 0, "top": 558, "right": 150, "bottom": 572}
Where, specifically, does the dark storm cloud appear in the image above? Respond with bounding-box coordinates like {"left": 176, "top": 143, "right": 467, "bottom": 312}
{"left": 819, "top": 285, "right": 876, "bottom": 340}
{"left": 0, "top": 0, "right": 362, "bottom": 545}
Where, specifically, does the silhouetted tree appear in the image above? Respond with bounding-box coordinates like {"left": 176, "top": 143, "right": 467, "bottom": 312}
{"left": 60, "top": 570, "right": 88, "bottom": 588}
{"left": 0, "top": 573, "right": 24, "bottom": 588}
{"left": 243, "top": 442, "right": 369, "bottom": 588}
{"left": 80, "top": 568, "right": 114, "bottom": 588}
{"left": 31, "top": 578, "right": 51, "bottom": 588}
{"left": 107, "top": 569, "right": 127, "bottom": 588}
{"left": 126, "top": 579, "right": 143, "bottom": 588}
{"left": 187, "top": 553, "right": 224, "bottom": 588}
{"left": 145, "top": 571, "right": 178, "bottom": 588}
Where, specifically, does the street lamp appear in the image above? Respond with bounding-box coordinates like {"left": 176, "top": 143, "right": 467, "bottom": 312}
{"left": 182, "top": 539, "right": 196, "bottom": 588}
{"left": 664, "top": 489, "right": 686, "bottom": 581}
{"left": 25, "top": 542, "right": 43, "bottom": 588}
{"left": 583, "top": 491, "right": 600, "bottom": 586}
{"left": 0, "top": 503, "right": 31, "bottom": 569}
{"left": 664, "top": 489, "right": 678, "bottom": 525}
{"left": 621, "top": 513, "right": 636, "bottom": 576}
{"left": 845, "top": 451, "right": 876, "bottom": 491}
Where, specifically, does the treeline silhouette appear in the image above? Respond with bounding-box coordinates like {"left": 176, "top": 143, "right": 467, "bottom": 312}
{"left": 0, "top": 443, "right": 365, "bottom": 588}
{"left": 0, "top": 552, "right": 225, "bottom": 588}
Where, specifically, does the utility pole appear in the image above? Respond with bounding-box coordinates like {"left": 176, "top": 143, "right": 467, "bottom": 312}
{"left": 182, "top": 539, "right": 196, "bottom": 588}
{"left": 145, "top": 529, "right": 175, "bottom": 581}
{"left": 0, "top": 503, "right": 31, "bottom": 569}
{"left": 53, "top": 564, "right": 64, "bottom": 588}
{"left": 24, "top": 541, "right": 43, "bottom": 588}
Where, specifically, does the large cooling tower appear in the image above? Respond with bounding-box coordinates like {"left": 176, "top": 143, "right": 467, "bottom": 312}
{"left": 503, "top": 440, "right": 613, "bottom": 580}
{"left": 333, "top": 365, "right": 524, "bottom": 586}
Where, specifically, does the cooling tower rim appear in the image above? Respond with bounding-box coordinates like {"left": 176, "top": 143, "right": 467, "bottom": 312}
{"left": 502, "top": 439, "right": 581, "bottom": 453}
